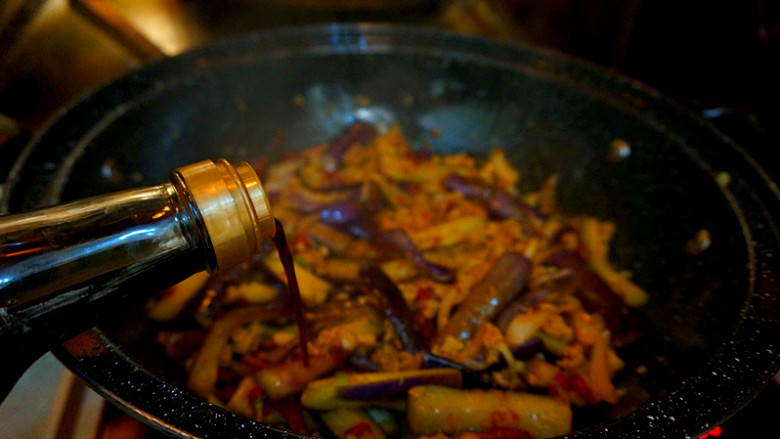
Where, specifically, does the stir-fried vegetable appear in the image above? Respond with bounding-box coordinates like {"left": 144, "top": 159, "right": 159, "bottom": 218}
{"left": 437, "top": 251, "right": 531, "bottom": 343}
{"left": 149, "top": 123, "right": 648, "bottom": 439}
{"left": 301, "top": 368, "right": 463, "bottom": 410}
{"left": 407, "top": 385, "right": 572, "bottom": 438}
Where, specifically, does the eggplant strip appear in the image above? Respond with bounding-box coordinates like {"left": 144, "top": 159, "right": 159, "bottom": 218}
{"left": 187, "top": 303, "right": 293, "bottom": 398}
{"left": 320, "top": 199, "right": 378, "bottom": 240}
{"left": 407, "top": 385, "right": 572, "bottom": 438}
{"left": 328, "top": 120, "right": 379, "bottom": 163}
{"left": 378, "top": 229, "right": 456, "bottom": 283}
{"left": 444, "top": 173, "right": 547, "bottom": 222}
{"left": 301, "top": 368, "right": 462, "bottom": 410}
{"left": 546, "top": 249, "right": 641, "bottom": 346}
{"left": 437, "top": 251, "right": 532, "bottom": 343}
{"left": 359, "top": 264, "right": 426, "bottom": 353}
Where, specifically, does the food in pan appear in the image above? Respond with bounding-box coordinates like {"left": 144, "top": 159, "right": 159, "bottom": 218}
{"left": 149, "top": 122, "right": 648, "bottom": 439}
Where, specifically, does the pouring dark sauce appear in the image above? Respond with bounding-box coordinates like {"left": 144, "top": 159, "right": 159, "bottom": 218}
{"left": 272, "top": 218, "right": 310, "bottom": 366}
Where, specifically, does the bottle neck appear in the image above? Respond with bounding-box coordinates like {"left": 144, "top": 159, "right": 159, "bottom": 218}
{"left": 0, "top": 159, "right": 275, "bottom": 338}
{"left": 0, "top": 182, "right": 209, "bottom": 332}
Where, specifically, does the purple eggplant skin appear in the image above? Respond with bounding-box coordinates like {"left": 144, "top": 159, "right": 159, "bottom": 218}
{"left": 328, "top": 120, "right": 378, "bottom": 163}
{"left": 349, "top": 355, "right": 383, "bottom": 372}
{"left": 486, "top": 191, "right": 547, "bottom": 222}
{"left": 359, "top": 265, "right": 426, "bottom": 353}
{"left": 421, "top": 352, "right": 470, "bottom": 371}
{"left": 337, "top": 368, "right": 463, "bottom": 400}
{"left": 320, "top": 200, "right": 378, "bottom": 240}
{"left": 546, "top": 249, "right": 641, "bottom": 346}
{"left": 378, "top": 229, "right": 456, "bottom": 284}
{"left": 421, "top": 353, "right": 495, "bottom": 389}
{"left": 494, "top": 286, "right": 558, "bottom": 331}
{"left": 510, "top": 337, "right": 545, "bottom": 359}
{"left": 443, "top": 173, "right": 493, "bottom": 199}
{"left": 301, "top": 369, "right": 462, "bottom": 410}
{"left": 437, "top": 251, "right": 532, "bottom": 343}
{"left": 444, "top": 174, "right": 547, "bottom": 221}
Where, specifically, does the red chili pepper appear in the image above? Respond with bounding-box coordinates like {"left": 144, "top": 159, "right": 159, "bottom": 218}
{"left": 569, "top": 374, "right": 597, "bottom": 404}
{"left": 242, "top": 353, "right": 271, "bottom": 370}
{"left": 548, "top": 370, "right": 569, "bottom": 400}
{"left": 416, "top": 315, "right": 437, "bottom": 340}
{"left": 292, "top": 233, "right": 311, "bottom": 251}
{"left": 248, "top": 385, "right": 262, "bottom": 402}
{"left": 344, "top": 421, "right": 374, "bottom": 438}
{"left": 408, "top": 183, "right": 423, "bottom": 195}
{"left": 268, "top": 397, "right": 309, "bottom": 435}
{"left": 416, "top": 286, "right": 435, "bottom": 301}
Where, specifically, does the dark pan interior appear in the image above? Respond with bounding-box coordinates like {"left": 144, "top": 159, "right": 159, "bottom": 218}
{"left": 3, "top": 24, "right": 779, "bottom": 439}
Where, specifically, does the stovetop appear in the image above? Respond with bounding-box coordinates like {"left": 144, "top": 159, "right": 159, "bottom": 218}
{"left": 1, "top": 1, "right": 778, "bottom": 438}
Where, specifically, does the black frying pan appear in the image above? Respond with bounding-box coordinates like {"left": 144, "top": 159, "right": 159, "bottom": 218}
{"left": 2, "top": 24, "right": 779, "bottom": 438}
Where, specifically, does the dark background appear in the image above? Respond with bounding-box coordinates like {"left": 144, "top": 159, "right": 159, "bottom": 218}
{"left": 1, "top": 0, "right": 779, "bottom": 136}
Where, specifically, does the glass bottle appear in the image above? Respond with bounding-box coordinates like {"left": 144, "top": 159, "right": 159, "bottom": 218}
{"left": 0, "top": 158, "right": 275, "bottom": 399}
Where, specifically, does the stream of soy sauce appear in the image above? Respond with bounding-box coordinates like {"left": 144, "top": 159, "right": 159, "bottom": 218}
{"left": 272, "top": 218, "right": 310, "bottom": 366}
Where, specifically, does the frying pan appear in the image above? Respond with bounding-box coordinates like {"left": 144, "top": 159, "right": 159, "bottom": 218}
{"left": 2, "top": 24, "right": 779, "bottom": 438}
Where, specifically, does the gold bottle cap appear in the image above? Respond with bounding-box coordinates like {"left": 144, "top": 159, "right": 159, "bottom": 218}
{"left": 175, "top": 159, "right": 275, "bottom": 270}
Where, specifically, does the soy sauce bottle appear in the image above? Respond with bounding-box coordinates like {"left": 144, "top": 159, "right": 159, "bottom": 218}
{"left": 0, "top": 159, "right": 276, "bottom": 400}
